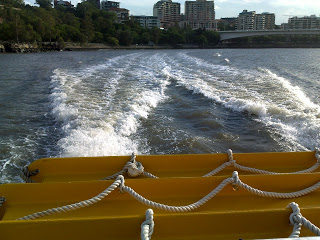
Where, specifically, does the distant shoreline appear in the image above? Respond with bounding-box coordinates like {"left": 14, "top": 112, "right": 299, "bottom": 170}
{"left": 1, "top": 42, "right": 320, "bottom": 53}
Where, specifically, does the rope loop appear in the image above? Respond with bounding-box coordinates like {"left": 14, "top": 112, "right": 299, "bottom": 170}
{"left": 232, "top": 171, "right": 240, "bottom": 190}
{"left": 288, "top": 202, "right": 302, "bottom": 226}
{"left": 287, "top": 202, "right": 320, "bottom": 237}
{"left": 124, "top": 153, "right": 145, "bottom": 177}
{"left": 227, "top": 149, "right": 236, "bottom": 165}
{"left": 116, "top": 175, "right": 125, "bottom": 193}
{"left": 315, "top": 148, "right": 320, "bottom": 162}
{"left": 21, "top": 166, "right": 39, "bottom": 183}
{"left": 141, "top": 209, "right": 154, "bottom": 240}
{"left": 0, "top": 197, "right": 6, "bottom": 207}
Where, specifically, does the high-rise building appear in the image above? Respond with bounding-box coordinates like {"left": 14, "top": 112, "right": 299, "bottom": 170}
{"left": 100, "top": 1, "right": 119, "bottom": 10}
{"left": 153, "top": 0, "right": 181, "bottom": 28}
{"left": 185, "top": 0, "right": 215, "bottom": 21}
{"left": 263, "top": 12, "right": 275, "bottom": 30}
{"left": 236, "top": 10, "right": 255, "bottom": 30}
{"left": 185, "top": 0, "right": 215, "bottom": 30}
{"left": 237, "top": 10, "right": 275, "bottom": 30}
{"left": 255, "top": 12, "right": 275, "bottom": 30}
{"left": 288, "top": 15, "right": 320, "bottom": 29}
{"left": 254, "top": 14, "right": 265, "bottom": 30}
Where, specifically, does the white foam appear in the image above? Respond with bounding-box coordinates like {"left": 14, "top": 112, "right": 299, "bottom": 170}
{"left": 166, "top": 53, "right": 320, "bottom": 150}
{"left": 263, "top": 69, "right": 320, "bottom": 113}
{"left": 50, "top": 53, "right": 170, "bottom": 157}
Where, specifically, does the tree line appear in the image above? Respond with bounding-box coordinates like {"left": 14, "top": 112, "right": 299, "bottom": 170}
{"left": 0, "top": 0, "right": 220, "bottom": 47}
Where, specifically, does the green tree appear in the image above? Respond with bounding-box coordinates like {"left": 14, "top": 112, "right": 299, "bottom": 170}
{"left": 150, "top": 27, "right": 161, "bottom": 44}
{"left": 0, "top": 0, "right": 24, "bottom": 7}
{"left": 107, "top": 36, "right": 118, "bottom": 46}
{"left": 117, "top": 29, "right": 133, "bottom": 46}
{"left": 35, "top": 0, "right": 52, "bottom": 9}
{"left": 197, "top": 34, "right": 208, "bottom": 48}
{"left": 81, "top": 13, "right": 94, "bottom": 43}
{"left": 167, "top": 27, "right": 185, "bottom": 45}
{"left": 139, "top": 31, "right": 150, "bottom": 44}
{"left": 204, "top": 30, "right": 219, "bottom": 45}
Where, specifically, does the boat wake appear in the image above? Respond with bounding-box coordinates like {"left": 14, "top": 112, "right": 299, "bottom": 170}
{"left": 50, "top": 53, "right": 171, "bottom": 157}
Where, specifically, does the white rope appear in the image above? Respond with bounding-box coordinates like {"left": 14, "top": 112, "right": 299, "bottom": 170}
{"left": 204, "top": 149, "right": 320, "bottom": 177}
{"left": 0, "top": 197, "right": 5, "bottom": 207}
{"left": 143, "top": 171, "right": 159, "bottom": 179}
{"left": 120, "top": 175, "right": 234, "bottom": 212}
{"left": 21, "top": 166, "right": 39, "bottom": 183}
{"left": 17, "top": 171, "right": 320, "bottom": 220}
{"left": 107, "top": 148, "right": 320, "bottom": 179}
{"left": 141, "top": 209, "right": 154, "bottom": 240}
{"left": 234, "top": 171, "right": 320, "bottom": 198}
{"left": 288, "top": 202, "right": 320, "bottom": 237}
{"left": 23, "top": 149, "right": 320, "bottom": 182}
{"left": 101, "top": 153, "right": 157, "bottom": 180}
{"left": 17, "top": 176, "right": 123, "bottom": 220}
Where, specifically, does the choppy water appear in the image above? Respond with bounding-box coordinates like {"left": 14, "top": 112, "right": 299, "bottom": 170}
{"left": 1, "top": 49, "right": 320, "bottom": 183}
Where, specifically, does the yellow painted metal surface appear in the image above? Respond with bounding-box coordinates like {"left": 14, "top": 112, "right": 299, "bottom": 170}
{"left": 27, "top": 151, "right": 318, "bottom": 182}
{"left": 1, "top": 173, "right": 320, "bottom": 239}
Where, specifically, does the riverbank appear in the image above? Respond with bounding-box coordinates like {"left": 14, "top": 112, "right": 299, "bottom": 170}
{"left": 0, "top": 42, "right": 178, "bottom": 53}
{"left": 1, "top": 41, "right": 320, "bottom": 53}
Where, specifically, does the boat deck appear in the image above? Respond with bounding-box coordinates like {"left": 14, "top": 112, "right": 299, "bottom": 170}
{"left": 1, "top": 172, "right": 320, "bottom": 239}
{"left": 26, "top": 151, "right": 318, "bottom": 182}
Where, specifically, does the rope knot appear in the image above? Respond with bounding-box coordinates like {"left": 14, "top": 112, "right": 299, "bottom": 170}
{"left": 232, "top": 171, "right": 240, "bottom": 190}
{"left": 116, "top": 175, "right": 125, "bottom": 193}
{"left": 227, "top": 149, "right": 236, "bottom": 165}
{"left": 21, "top": 166, "right": 39, "bottom": 183}
{"left": 124, "top": 153, "right": 145, "bottom": 177}
{"left": 288, "top": 202, "right": 303, "bottom": 226}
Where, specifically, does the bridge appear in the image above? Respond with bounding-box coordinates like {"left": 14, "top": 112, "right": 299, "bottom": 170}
{"left": 218, "top": 29, "right": 320, "bottom": 41}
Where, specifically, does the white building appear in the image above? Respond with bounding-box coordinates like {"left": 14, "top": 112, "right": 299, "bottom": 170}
{"left": 254, "top": 14, "right": 265, "bottom": 30}
{"left": 131, "top": 16, "right": 160, "bottom": 29}
{"left": 237, "top": 10, "right": 275, "bottom": 30}
{"left": 184, "top": 0, "right": 215, "bottom": 30}
{"left": 100, "top": 1, "right": 119, "bottom": 10}
{"left": 153, "top": 0, "right": 180, "bottom": 28}
{"left": 236, "top": 10, "right": 255, "bottom": 30}
{"left": 288, "top": 15, "right": 320, "bottom": 29}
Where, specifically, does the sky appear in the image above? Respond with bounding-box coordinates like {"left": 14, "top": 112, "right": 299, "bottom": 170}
{"left": 29, "top": 0, "right": 320, "bottom": 25}
{"left": 111, "top": 0, "right": 320, "bottom": 24}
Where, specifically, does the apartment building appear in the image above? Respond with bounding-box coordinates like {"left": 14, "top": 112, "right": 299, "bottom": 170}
{"left": 263, "top": 12, "right": 275, "bottom": 30}
{"left": 54, "top": 0, "right": 74, "bottom": 8}
{"left": 100, "top": 1, "right": 119, "bottom": 10}
{"left": 237, "top": 10, "right": 275, "bottom": 30}
{"left": 131, "top": 16, "right": 161, "bottom": 29}
{"left": 109, "top": 8, "right": 130, "bottom": 23}
{"left": 184, "top": 0, "right": 215, "bottom": 30}
{"left": 288, "top": 15, "right": 320, "bottom": 29}
{"left": 254, "top": 14, "right": 265, "bottom": 30}
{"left": 255, "top": 12, "right": 275, "bottom": 30}
{"left": 236, "top": 10, "right": 255, "bottom": 30}
{"left": 153, "top": 0, "right": 181, "bottom": 28}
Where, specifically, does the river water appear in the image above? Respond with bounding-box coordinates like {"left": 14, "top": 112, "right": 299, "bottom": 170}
{"left": 0, "top": 49, "right": 320, "bottom": 183}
